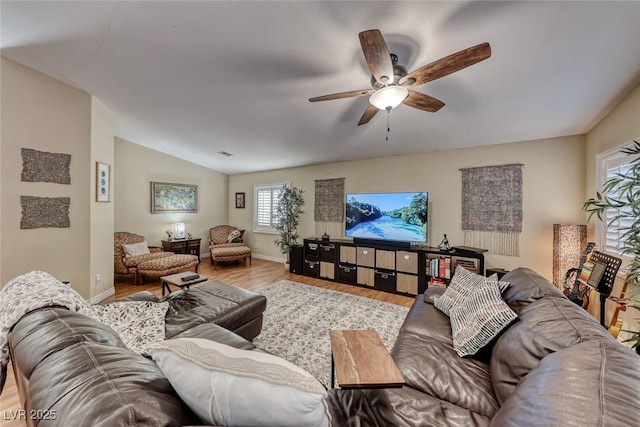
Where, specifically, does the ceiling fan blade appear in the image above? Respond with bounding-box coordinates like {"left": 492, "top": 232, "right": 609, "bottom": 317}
{"left": 309, "top": 89, "right": 373, "bottom": 102}
{"left": 403, "top": 90, "right": 445, "bottom": 112}
{"left": 359, "top": 29, "right": 394, "bottom": 85}
{"left": 357, "top": 105, "right": 379, "bottom": 126}
{"left": 400, "top": 42, "right": 491, "bottom": 87}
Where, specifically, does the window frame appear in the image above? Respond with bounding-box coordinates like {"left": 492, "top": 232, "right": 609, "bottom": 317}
{"left": 253, "top": 182, "right": 288, "bottom": 234}
{"left": 594, "top": 144, "right": 637, "bottom": 272}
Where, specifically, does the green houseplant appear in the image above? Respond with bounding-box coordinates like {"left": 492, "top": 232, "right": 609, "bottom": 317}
{"left": 274, "top": 185, "right": 305, "bottom": 266}
{"left": 583, "top": 139, "right": 640, "bottom": 353}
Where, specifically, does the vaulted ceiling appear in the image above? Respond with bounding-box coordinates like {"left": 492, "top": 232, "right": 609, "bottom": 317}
{"left": 3, "top": 1, "right": 640, "bottom": 174}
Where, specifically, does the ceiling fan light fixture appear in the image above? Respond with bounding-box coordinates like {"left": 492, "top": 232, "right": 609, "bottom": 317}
{"left": 369, "top": 85, "right": 408, "bottom": 111}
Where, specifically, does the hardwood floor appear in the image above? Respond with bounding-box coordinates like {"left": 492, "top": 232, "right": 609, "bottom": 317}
{"left": 0, "top": 258, "right": 414, "bottom": 425}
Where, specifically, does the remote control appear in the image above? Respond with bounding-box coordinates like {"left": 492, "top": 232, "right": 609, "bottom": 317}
{"left": 181, "top": 274, "right": 200, "bottom": 282}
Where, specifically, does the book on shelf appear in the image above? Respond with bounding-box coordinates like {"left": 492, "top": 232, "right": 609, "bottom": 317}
{"left": 453, "top": 258, "right": 478, "bottom": 274}
{"left": 427, "top": 256, "right": 451, "bottom": 279}
{"left": 429, "top": 277, "right": 448, "bottom": 288}
{"left": 439, "top": 257, "right": 451, "bottom": 279}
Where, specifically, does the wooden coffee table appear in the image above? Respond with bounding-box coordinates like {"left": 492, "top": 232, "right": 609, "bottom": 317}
{"left": 329, "top": 329, "right": 405, "bottom": 389}
{"left": 160, "top": 272, "right": 207, "bottom": 296}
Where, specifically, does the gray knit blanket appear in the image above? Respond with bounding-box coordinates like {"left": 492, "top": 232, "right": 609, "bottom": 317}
{"left": 0, "top": 271, "right": 99, "bottom": 393}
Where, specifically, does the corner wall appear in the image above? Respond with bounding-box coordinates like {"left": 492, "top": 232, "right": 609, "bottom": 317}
{"left": 585, "top": 80, "right": 640, "bottom": 325}
{"left": 114, "top": 138, "right": 228, "bottom": 254}
{"left": 229, "top": 135, "right": 586, "bottom": 279}
{"left": 90, "top": 98, "right": 115, "bottom": 299}
{"left": 1, "top": 58, "right": 92, "bottom": 295}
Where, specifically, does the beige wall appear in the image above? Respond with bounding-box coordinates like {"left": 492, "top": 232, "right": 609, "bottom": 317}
{"left": 114, "top": 138, "right": 228, "bottom": 255}
{"left": 90, "top": 98, "right": 116, "bottom": 298}
{"left": 1, "top": 58, "right": 93, "bottom": 296}
{"left": 229, "top": 135, "right": 586, "bottom": 280}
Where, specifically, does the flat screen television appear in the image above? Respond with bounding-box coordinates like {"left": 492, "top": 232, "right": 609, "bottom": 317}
{"left": 345, "top": 192, "right": 428, "bottom": 243}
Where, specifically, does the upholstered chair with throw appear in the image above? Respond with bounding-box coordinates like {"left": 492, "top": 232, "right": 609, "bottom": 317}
{"left": 209, "top": 225, "right": 252, "bottom": 268}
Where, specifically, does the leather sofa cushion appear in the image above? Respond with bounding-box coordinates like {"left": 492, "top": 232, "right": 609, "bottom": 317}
{"left": 500, "top": 267, "right": 566, "bottom": 310}
{"left": 396, "top": 295, "right": 453, "bottom": 344}
{"left": 423, "top": 287, "right": 445, "bottom": 304}
{"left": 490, "top": 295, "right": 614, "bottom": 404}
{"left": 9, "top": 307, "right": 124, "bottom": 379}
{"left": 115, "top": 290, "right": 160, "bottom": 302}
{"left": 392, "top": 331, "right": 499, "bottom": 418}
{"left": 163, "top": 281, "right": 266, "bottom": 338}
{"left": 28, "top": 342, "right": 196, "bottom": 426}
{"left": 489, "top": 340, "right": 640, "bottom": 427}
{"left": 327, "top": 386, "right": 491, "bottom": 427}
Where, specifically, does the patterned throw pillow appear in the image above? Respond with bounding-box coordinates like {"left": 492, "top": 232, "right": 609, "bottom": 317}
{"left": 450, "top": 278, "right": 518, "bottom": 357}
{"left": 147, "top": 338, "right": 330, "bottom": 427}
{"left": 434, "top": 266, "right": 510, "bottom": 316}
{"left": 94, "top": 301, "right": 168, "bottom": 353}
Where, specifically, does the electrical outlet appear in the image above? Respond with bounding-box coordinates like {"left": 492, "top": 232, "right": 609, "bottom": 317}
{"left": 96, "top": 273, "right": 101, "bottom": 282}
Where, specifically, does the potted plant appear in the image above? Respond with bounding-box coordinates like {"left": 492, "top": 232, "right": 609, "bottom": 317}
{"left": 274, "top": 185, "right": 305, "bottom": 269}
{"left": 583, "top": 139, "right": 640, "bottom": 353}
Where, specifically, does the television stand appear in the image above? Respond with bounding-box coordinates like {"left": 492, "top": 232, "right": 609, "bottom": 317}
{"left": 301, "top": 237, "right": 485, "bottom": 297}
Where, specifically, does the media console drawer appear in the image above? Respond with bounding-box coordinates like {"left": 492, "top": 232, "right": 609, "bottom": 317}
{"left": 319, "top": 243, "right": 336, "bottom": 262}
{"left": 396, "top": 251, "right": 418, "bottom": 274}
{"left": 338, "top": 264, "right": 357, "bottom": 284}
{"left": 304, "top": 260, "right": 319, "bottom": 277}
{"left": 305, "top": 242, "right": 319, "bottom": 259}
{"left": 374, "top": 269, "right": 396, "bottom": 292}
{"left": 357, "top": 247, "right": 375, "bottom": 267}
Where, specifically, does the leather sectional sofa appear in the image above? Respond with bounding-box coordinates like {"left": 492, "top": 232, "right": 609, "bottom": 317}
{"left": 8, "top": 268, "right": 640, "bottom": 426}
{"left": 8, "top": 282, "right": 266, "bottom": 426}
{"left": 327, "top": 267, "right": 640, "bottom": 426}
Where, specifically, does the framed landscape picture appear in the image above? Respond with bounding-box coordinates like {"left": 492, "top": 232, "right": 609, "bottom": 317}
{"left": 151, "top": 182, "right": 198, "bottom": 213}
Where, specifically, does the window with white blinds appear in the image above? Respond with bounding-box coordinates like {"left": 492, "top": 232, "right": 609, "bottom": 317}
{"left": 596, "top": 147, "right": 636, "bottom": 266}
{"left": 253, "top": 183, "right": 286, "bottom": 233}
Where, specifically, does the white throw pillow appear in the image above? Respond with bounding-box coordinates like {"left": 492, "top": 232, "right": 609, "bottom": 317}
{"left": 146, "top": 337, "right": 331, "bottom": 427}
{"left": 434, "top": 267, "right": 510, "bottom": 316}
{"left": 94, "top": 301, "right": 168, "bottom": 353}
{"left": 121, "top": 241, "right": 151, "bottom": 257}
{"left": 450, "top": 278, "right": 518, "bottom": 357}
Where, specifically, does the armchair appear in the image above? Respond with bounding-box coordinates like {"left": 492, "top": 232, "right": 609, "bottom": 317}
{"left": 209, "top": 225, "right": 252, "bottom": 268}
{"left": 114, "top": 232, "right": 199, "bottom": 284}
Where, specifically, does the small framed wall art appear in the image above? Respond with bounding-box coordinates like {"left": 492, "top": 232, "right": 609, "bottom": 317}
{"left": 235, "top": 192, "right": 245, "bottom": 209}
{"left": 96, "top": 162, "right": 111, "bottom": 202}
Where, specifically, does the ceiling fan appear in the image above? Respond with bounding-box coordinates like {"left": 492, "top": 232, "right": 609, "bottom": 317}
{"left": 309, "top": 29, "right": 491, "bottom": 126}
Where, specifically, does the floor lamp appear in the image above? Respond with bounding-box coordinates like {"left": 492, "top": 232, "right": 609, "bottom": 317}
{"left": 552, "top": 224, "right": 587, "bottom": 288}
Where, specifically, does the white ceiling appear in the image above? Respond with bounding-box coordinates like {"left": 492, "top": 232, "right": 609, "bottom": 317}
{"left": 3, "top": 1, "right": 640, "bottom": 174}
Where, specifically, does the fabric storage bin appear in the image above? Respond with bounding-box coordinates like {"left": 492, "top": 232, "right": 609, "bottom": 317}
{"left": 337, "top": 264, "right": 357, "bottom": 284}
{"left": 356, "top": 247, "right": 375, "bottom": 267}
{"left": 396, "top": 251, "right": 418, "bottom": 274}
{"left": 374, "top": 269, "right": 396, "bottom": 292}
{"left": 319, "top": 243, "right": 336, "bottom": 262}
{"left": 376, "top": 250, "right": 396, "bottom": 270}
{"left": 304, "top": 259, "right": 320, "bottom": 277}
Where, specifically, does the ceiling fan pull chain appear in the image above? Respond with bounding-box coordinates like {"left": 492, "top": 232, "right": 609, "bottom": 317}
{"left": 386, "top": 110, "right": 391, "bottom": 142}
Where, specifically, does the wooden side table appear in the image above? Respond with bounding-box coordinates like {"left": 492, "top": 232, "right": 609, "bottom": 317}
{"left": 162, "top": 238, "right": 202, "bottom": 261}
{"left": 160, "top": 272, "right": 207, "bottom": 296}
{"left": 329, "top": 329, "right": 405, "bottom": 389}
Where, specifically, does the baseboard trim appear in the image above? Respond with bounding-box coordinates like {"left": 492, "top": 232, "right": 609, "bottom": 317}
{"left": 90, "top": 286, "right": 115, "bottom": 304}
{"left": 253, "top": 253, "right": 286, "bottom": 263}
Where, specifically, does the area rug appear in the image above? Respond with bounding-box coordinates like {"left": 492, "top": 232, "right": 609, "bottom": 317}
{"left": 254, "top": 280, "right": 409, "bottom": 387}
